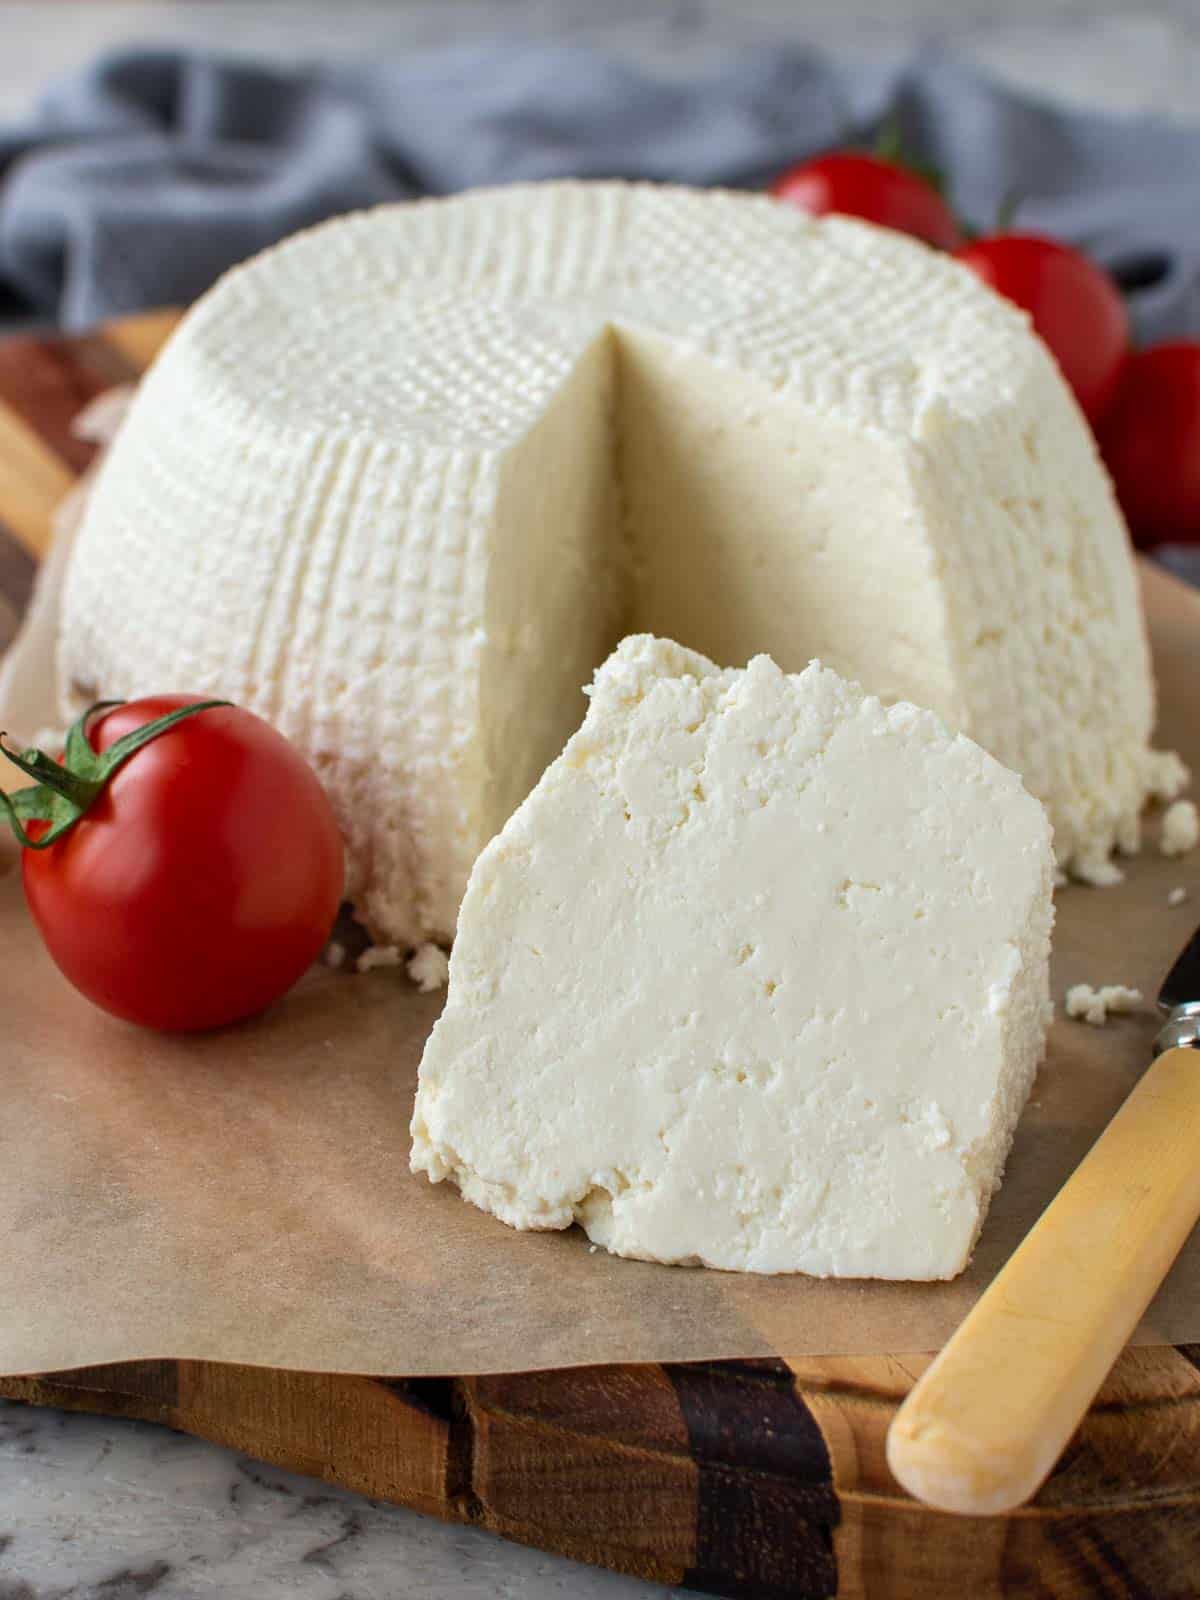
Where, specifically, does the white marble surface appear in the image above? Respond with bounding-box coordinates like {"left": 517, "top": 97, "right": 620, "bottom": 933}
{"left": 1, "top": 1401, "right": 665, "bottom": 1599}
{"left": 1, "top": 5, "right": 1197, "bottom": 1597}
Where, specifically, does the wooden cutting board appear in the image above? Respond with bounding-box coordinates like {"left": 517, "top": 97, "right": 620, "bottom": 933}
{"left": 3, "top": 313, "right": 1200, "bottom": 1599}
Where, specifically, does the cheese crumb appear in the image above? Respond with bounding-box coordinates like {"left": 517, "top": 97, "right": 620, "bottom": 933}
{"left": 323, "top": 941, "right": 346, "bottom": 970}
{"left": 1065, "top": 983, "right": 1143, "bottom": 1026}
{"left": 356, "top": 944, "right": 403, "bottom": 974}
{"left": 1169, "top": 887, "right": 1189, "bottom": 908}
{"left": 1161, "top": 800, "right": 1199, "bottom": 858}
{"left": 1074, "top": 856, "right": 1124, "bottom": 888}
{"left": 407, "top": 942, "right": 450, "bottom": 993}
{"left": 1151, "top": 750, "right": 1191, "bottom": 803}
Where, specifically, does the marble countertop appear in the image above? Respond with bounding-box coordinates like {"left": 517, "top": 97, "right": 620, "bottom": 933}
{"left": 2, "top": 5, "right": 1198, "bottom": 1598}
{"left": 1, "top": 1402, "right": 662, "bottom": 1597}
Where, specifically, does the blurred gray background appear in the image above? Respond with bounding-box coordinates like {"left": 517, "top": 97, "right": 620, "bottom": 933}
{"left": 3, "top": 2, "right": 1200, "bottom": 124}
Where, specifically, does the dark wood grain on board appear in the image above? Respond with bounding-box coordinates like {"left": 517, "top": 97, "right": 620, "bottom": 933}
{"left": 6, "top": 1351, "right": 1200, "bottom": 1597}
{"left": 2, "top": 311, "right": 1200, "bottom": 1598}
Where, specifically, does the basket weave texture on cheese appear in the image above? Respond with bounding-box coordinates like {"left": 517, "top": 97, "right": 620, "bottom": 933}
{"left": 58, "top": 181, "right": 1181, "bottom": 943}
{"left": 411, "top": 637, "right": 1056, "bottom": 1280}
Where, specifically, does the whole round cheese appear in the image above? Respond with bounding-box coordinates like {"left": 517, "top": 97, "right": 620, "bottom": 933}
{"left": 59, "top": 182, "right": 1184, "bottom": 944}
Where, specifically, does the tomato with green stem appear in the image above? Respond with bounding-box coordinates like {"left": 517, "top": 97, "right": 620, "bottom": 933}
{"left": 3, "top": 695, "right": 343, "bottom": 1031}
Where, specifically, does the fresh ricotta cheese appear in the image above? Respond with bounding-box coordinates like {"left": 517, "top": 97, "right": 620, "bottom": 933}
{"left": 1161, "top": 799, "right": 1199, "bottom": 858}
{"left": 407, "top": 942, "right": 450, "bottom": 993}
{"left": 356, "top": 945, "right": 403, "bottom": 974}
{"left": 1065, "top": 984, "right": 1143, "bottom": 1025}
{"left": 58, "top": 183, "right": 1179, "bottom": 944}
{"left": 353, "top": 938, "right": 448, "bottom": 988}
{"left": 410, "top": 637, "right": 1055, "bottom": 1280}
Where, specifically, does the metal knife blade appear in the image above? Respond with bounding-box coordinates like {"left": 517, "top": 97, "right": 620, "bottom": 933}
{"left": 1159, "top": 923, "right": 1200, "bottom": 1012}
{"left": 1157, "top": 924, "right": 1200, "bottom": 1052}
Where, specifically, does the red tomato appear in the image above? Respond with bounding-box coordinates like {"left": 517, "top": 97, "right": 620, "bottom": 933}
{"left": 1098, "top": 342, "right": 1200, "bottom": 547}
{"left": 22, "top": 696, "right": 343, "bottom": 1031}
{"left": 770, "top": 152, "right": 962, "bottom": 251}
{"left": 955, "top": 234, "right": 1129, "bottom": 426}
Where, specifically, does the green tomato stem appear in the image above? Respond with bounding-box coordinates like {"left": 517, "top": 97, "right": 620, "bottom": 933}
{"left": 0, "top": 699, "right": 230, "bottom": 850}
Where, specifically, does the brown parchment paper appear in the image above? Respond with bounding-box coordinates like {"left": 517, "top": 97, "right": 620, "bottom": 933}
{"left": 0, "top": 546, "right": 1197, "bottom": 1378}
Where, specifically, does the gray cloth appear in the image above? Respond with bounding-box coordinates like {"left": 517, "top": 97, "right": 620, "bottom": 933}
{"left": 0, "top": 41, "right": 1198, "bottom": 340}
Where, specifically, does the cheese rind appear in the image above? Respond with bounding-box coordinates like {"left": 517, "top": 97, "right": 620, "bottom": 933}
{"left": 59, "top": 182, "right": 1176, "bottom": 942}
{"left": 410, "top": 637, "right": 1055, "bottom": 1280}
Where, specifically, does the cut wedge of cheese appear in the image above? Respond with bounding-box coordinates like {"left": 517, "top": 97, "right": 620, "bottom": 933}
{"left": 59, "top": 182, "right": 1181, "bottom": 944}
{"left": 410, "top": 637, "right": 1055, "bottom": 1280}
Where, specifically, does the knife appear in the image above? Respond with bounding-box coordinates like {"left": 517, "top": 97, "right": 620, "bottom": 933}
{"left": 886, "top": 929, "right": 1200, "bottom": 1516}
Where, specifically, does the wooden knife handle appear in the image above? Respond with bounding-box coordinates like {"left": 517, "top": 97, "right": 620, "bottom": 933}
{"left": 886, "top": 1045, "right": 1200, "bottom": 1516}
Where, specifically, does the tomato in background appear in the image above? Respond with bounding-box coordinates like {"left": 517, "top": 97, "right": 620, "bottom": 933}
{"left": 955, "top": 234, "right": 1130, "bottom": 426}
{"left": 19, "top": 696, "right": 343, "bottom": 1031}
{"left": 1098, "top": 342, "right": 1200, "bottom": 548}
{"left": 771, "top": 152, "right": 963, "bottom": 251}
